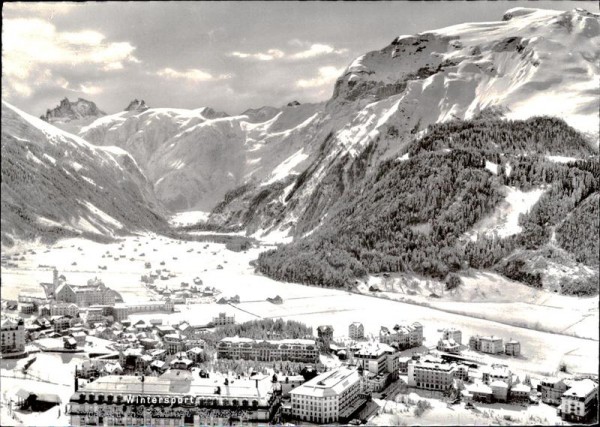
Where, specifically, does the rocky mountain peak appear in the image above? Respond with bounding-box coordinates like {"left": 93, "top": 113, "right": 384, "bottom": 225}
{"left": 124, "top": 99, "right": 150, "bottom": 112}
{"left": 287, "top": 100, "right": 301, "bottom": 107}
{"left": 40, "top": 97, "right": 106, "bottom": 122}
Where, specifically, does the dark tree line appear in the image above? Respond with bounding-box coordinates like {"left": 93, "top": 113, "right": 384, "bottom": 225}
{"left": 256, "top": 117, "right": 599, "bottom": 295}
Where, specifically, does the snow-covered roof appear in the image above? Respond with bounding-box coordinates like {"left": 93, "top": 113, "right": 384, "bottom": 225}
{"left": 563, "top": 379, "right": 598, "bottom": 398}
{"left": 290, "top": 367, "right": 360, "bottom": 398}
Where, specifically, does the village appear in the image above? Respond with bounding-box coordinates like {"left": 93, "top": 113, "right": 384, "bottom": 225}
{"left": 1, "top": 261, "right": 598, "bottom": 426}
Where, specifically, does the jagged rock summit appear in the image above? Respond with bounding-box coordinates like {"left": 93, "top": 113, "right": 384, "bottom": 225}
{"left": 40, "top": 97, "right": 106, "bottom": 122}
{"left": 124, "top": 99, "right": 149, "bottom": 112}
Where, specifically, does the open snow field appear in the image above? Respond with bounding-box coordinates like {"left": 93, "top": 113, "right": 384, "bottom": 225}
{"left": 2, "top": 233, "right": 598, "bottom": 376}
{"left": 363, "top": 271, "right": 599, "bottom": 340}
{"left": 371, "top": 392, "right": 566, "bottom": 426}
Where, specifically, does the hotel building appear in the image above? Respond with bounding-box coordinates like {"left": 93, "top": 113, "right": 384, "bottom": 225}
{"left": 559, "top": 379, "right": 598, "bottom": 422}
{"left": 68, "top": 374, "right": 278, "bottom": 426}
{"left": 217, "top": 337, "right": 318, "bottom": 363}
{"left": 407, "top": 361, "right": 457, "bottom": 391}
{"left": 290, "top": 367, "right": 362, "bottom": 424}
{"left": 55, "top": 279, "right": 116, "bottom": 307}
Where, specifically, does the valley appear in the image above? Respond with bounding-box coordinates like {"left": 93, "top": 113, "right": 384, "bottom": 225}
{"left": 2, "top": 232, "right": 598, "bottom": 377}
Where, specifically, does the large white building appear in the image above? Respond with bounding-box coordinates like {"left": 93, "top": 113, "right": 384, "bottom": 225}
{"left": 1, "top": 318, "right": 25, "bottom": 354}
{"left": 353, "top": 343, "right": 399, "bottom": 377}
{"left": 290, "top": 367, "right": 362, "bottom": 424}
{"left": 408, "top": 361, "right": 458, "bottom": 391}
{"left": 218, "top": 337, "right": 318, "bottom": 363}
{"left": 560, "top": 379, "right": 598, "bottom": 422}
{"left": 55, "top": 279, "right": 116, "bottom": 307}
{"left": 68, "top": 374, "right": 278, "bottom": 426}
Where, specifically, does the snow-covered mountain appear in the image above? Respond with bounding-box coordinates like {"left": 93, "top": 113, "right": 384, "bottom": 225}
{"left": 39, "top": 8, "right": 598, "bottom": 243}
{"left": 40, "top": 97, "right": 107, "bottom": 135}
{"left": 124, "top": 99, "right": 150, "bottom": 112}
{"left": 79, "top": 102, "right": 325, "bottom": 212}
{"left": 211, "top": 7, "right": 599, "bottom": 240}
{"left": 1, "top": 101, "right": 167, "bottom": 246}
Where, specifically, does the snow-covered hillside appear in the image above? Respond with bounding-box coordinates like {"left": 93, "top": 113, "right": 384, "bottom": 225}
{"left": 333, "top": 7, "right": 599, "bottom": 140}
{"left": 212, "top": 7, "right": 599, "bottom": 241}
{"left": 1, "top": 101, "right": 167, "bottom": 246}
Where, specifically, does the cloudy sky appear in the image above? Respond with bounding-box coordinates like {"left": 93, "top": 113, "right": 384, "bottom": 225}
{"left": 2, "top": 1, "right": 593, "bottom": 116}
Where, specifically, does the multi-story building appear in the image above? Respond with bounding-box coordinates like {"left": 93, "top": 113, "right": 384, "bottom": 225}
{"left": 164, "top": 333, "right": 186, "bottom": 354}
{"left": 510, "top": 383, "right": 532, "bottom": 404}
{"left": 107, "top": 301, "right": 174, "bottom": 322}
{"left": 541, "top": 378, "right": 569, "bottom": 405}
{"left": 482, "top": 364, "right": 512, "bottom": 386}
{"left": 217, "top": 337, "right": 319, "bottom": 363}
{"left": 441, "top": 328, "right": 462, "bottom": 345}
{"left": 348, "top": 322, "right": 364, "bottom": 340}
{"left": 317, "top": 325, "right": 334, "bottom": 351}
{"left": 51, "top": 302, "right": 80, "bottom": 317}
{"left": 437, "top": 339, "right": 461, "bottom": 354}
{"left": 490, "top": 381, "right": 509, "bottom": 402}
{"left": 55, "top": 279, "right": 116, "bottom": 307}
{"left": 379, "top": 322, "right": 423, "bottom": 349}
{"left": 290, "top": 367, "right": 362, "bottom": 424}
{"left": 53, "top": 316, "right": 72, "bottom": 333}
{"left": 211, "top": 312, "right": 235, "bottom": 326}
{"left": 469, "top": 335, "right": 503, "bottom": 354}
{"left": 68, "top": 374, "right": 279, "bottom": 426}
{"left": 352, "top": 343, "right": 399, "bottom": 391}
{"left": 1, "top": 318, "right": 25, "bottom": 354}
{"left": 559, "top": 379, "right": 598, "bottom": 422}
{"left": 505, "top": 340, "right": 521, "bottom": 357}
{"left": 354, "top": 343, "right": 399, "bottom": 375}
{"left": 407, "top": 361, "right": 457, "bottom": 391}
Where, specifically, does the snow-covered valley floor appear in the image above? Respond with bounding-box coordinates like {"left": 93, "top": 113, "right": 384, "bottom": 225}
{"left": 1, "top": 232, "right": 598, "bottom": 377}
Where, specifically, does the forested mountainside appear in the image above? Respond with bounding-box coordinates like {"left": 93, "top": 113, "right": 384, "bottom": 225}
{"left": 209, "top": 7, "right": 599, "bottom": 241}
{"left": 1, "top": 102, "right": 167, "bottom": 246}
{"left": 256, "top": 117, "right": 599, "bottom": 295}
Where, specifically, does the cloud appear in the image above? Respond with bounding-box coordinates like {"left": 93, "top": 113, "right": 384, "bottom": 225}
{"left": 296, "top": 66, "right": 344, "bottom": 89}
{"left": 291, "top": 44, "right": 348, "bottom": 59}
{"left": 2, "top": 18, "right": 139, "bottom": 99}
{"left": 3, "top": 2, "right": 76, "bottom": 17}
{"left": 229, "top": 49, "right": 285, "bottom": 61}
{"left": 156, "top": 68, "right": 232, "bottom": 82}
{"left": 229, "top": 44, "right": 347, "bottom": 62}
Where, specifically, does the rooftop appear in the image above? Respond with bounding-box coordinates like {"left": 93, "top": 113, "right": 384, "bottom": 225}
{"left": 75, "top": 374, "right": 273, "bottom": 401}
{"left": 290, "top": 367, "right": 360, "bottom": 398}
{"left": 563, "top": 379, "right": 598, "bottom": 398}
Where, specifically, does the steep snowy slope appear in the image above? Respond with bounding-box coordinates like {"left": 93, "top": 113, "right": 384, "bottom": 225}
{"left": 80, "top": 102, "right": 325, "bottom": 211}
{"left": 212, "top": 7, "right": 599, "bottom": 240}
{"left": 1, "top": 102, "right": 167, "bottom": 246}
